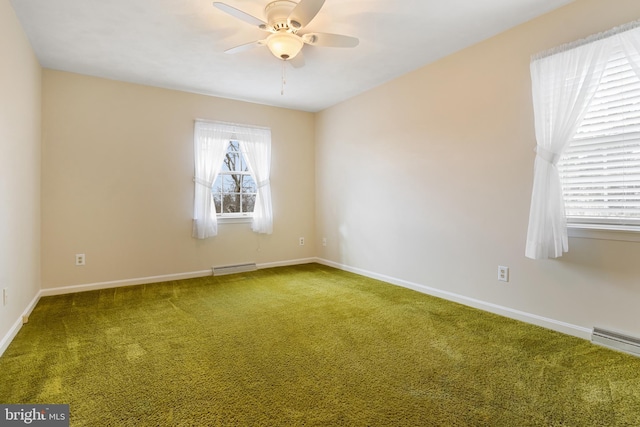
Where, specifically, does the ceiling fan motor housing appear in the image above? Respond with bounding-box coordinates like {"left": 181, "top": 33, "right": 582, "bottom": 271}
{"left": 265, "top": 0, "right": 299, "bottom": 32}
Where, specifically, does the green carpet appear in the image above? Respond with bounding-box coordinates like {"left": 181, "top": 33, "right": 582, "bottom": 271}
{"left": 1, "top": 263, "right": 639, "bottom": 426}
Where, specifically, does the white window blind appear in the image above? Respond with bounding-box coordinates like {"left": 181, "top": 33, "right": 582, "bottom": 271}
{"left": 558, "top": 45, "right": 640, "bottom": 229}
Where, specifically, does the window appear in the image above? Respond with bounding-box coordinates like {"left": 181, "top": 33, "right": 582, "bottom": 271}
{"left": 192, "top": 120, "right": 273, "bottom": 239}
{"left": 213, "top": 141, "right": 257, "bottom": 216}
{"left": 525, "top": 23, "right": 640, "bottom": 259}
{"left": 558, "top": 45, "right": 640, "bottom": 230}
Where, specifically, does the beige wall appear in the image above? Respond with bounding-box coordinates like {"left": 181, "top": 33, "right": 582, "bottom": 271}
{"left": 41, "top": 71, "right": 315, "bottom": 288}
{"left": 315, "top": 0, "right": 640, "bottom": 338}
{"left": 0, "top": 0, "right": 41, "bottom": 348}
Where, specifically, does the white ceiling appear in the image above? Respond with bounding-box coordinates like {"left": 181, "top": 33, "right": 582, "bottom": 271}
{"left": 10, "top": 0, "right": 573, "bottom": 112}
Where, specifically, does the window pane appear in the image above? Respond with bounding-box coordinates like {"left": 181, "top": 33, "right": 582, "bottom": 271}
{"left": 213, "top": 141, "right": 258, "bottom": 216}
{"left": 240, "top": 151, "right": 249, "bottom": 172}
{"left": 242, "top": 174, "right": 257, "bottom": 193}
{"left": 212, "top": 175, "right": 223, "bottom": 193}
{"left": 243, "top": 193, "right": 256, "bottom": 213}
{"left": 213, "top": 194, "right": 221, "bottom": 214}
{"left": 222, "top": 174, "right": 241, "bottom": 193}
{"left": 223, "top": 150, "right": 240, "bottom": 172}
{"left": 220, "top": 154, "right": 232, "bottom": 173}
{"left": 223, "top": 194, "right": 240, "bottom": 213}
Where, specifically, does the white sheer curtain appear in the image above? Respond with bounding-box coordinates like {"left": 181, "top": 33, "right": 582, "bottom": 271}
{"left": 192, "top": 121, "right": 229, "bottom": 239}
{"left": 240, "top": 127, "right": 273, "bottom": 234}
{"left": 621, "top": 26, "right": 640, "bottom": 78}
{"left": 192, "top": 120, "right": 273, "bottom": 239}
{"left": 525, "top": 37, "right": 613, "bottom": 259}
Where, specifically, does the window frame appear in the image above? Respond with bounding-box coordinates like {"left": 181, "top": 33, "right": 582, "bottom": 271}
{"left": 567, "top": 224, "right": 640, "bottom": 242}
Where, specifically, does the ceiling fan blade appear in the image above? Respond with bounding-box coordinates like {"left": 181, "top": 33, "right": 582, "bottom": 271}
{"left": 224, "top": 40, "right": 266, "bottom": 54}
{"left": 213, "top": 2, "right": 267, "bottom": 28}
{"left": 302, "top": 33, "right": 359, "bottom": 48}
{"left": 288, "top": 0, "right": 325, "bottom": 29}
{"left": 288, "top": 52, "right": 306, "bottom": 68}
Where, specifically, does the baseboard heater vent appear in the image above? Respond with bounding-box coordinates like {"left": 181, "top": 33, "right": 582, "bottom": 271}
{"left": 592, "top": 327, "right": 640, "bottom": 357}
{"left": 212, "top": 263, "right": 257, "bottom": 276}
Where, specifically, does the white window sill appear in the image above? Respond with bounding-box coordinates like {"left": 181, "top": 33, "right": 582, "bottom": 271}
{"left": 217, "top": 216, "right": 253, "bottom": 224}
{"left": 567, "top": 225, "right": 640, "bottom": 242}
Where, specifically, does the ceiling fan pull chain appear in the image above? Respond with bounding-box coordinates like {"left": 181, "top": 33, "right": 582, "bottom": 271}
{"left": 281, "top": 61, "right": 287, "bottom": 95}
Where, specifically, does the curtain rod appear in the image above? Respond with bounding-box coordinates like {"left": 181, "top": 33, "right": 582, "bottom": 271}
{"left": 532, "top": 19, "right": 640, "bottom": 61}
{"left": 194, "top": 118, "right": 271, "bottom": 132}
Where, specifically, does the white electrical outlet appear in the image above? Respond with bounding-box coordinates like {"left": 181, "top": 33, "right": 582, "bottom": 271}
{"left": 75, "top": 253, "right": 86, "bottom": 266}
{"left": 322, "top": 237, "right": 327, "bottom": 247}
{"left": 498, "top": 266, "right": 509, "bottom": 282}
{"left": 2, "top": 288, "right": 7, "bottom": 306}
{"left": 299, "top": 237, "right": 305, "bottom": 246}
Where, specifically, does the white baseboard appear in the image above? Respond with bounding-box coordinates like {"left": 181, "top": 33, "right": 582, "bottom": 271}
{"left": 316, "top": 258, "right": 592, "bottom": 341}
{"left": 0, "top": 291, "right": 40, "bottom": 357}
{"left": 257, "top": 257, "right": 316, "bottom": 269}
{"left": 40, "top": 258, "right": 318, "bottom": 298}
{"left": 40, "top": 269, "right": 214, "bottom": 297}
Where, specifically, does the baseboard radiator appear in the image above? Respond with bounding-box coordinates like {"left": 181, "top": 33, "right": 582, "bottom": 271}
{"left": 212, "top": 263, "right": 257, "bottom": 276}
{"left": 592, "top": 327, "right": 640, "bottom": 357}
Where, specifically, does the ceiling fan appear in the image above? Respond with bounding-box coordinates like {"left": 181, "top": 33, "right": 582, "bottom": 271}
{"left": 213, "top": 0, "right": 359, "bottom": 66}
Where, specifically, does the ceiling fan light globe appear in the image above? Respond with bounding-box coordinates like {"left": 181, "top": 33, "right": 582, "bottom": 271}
{"left": 267, "top": 32, "right": 303, "bottom": 60}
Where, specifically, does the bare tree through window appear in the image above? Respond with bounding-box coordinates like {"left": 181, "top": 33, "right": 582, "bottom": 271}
{"left": 212, "top": 141, "right": 257, "bottom": 215}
